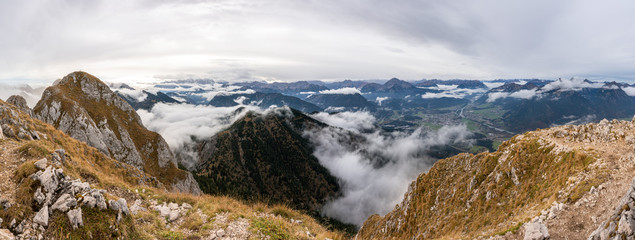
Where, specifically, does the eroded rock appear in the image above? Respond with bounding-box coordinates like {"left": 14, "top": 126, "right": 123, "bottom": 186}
{"left": 0, "top": 229, "right": 15, "bottom": 240}
{"left": 34, "top": 158, "right": 47, "bottom": 171}
{"left": 33, "top": 206, "right": 49, "bottom": 227}
{"left": 524, "top": 220, "right": 550, "bottom": 240}
{"left": 67, "top": 208, "right": 83, "bottom": 229}
{"left": 588, "top": 177, "right": 635, "bottom": 240}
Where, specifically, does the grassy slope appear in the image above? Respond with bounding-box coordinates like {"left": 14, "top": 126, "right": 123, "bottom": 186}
{"left": 0, "top": 100, "right": 348, "bottom": 239}
{"left": 357, "top": 132, "right": 603, "bottom": 239}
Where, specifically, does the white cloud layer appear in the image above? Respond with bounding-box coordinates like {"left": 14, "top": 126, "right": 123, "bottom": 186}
{"left": 310, "top": 111, "right": 376, "bottom": 133}
{"left": 114, "top": 88, "right": 148, "bottom": 102}
{"left": 421, "top": 87, "right": 487, "bottom": 99}
{"left": 138, "top": 104, "right": 301, "bottom": 169}
{"left": 303, "top": 111, "right": 473, "bottom": 225}
{"left": 375, "top": 97, "right": 388, "bottom": 105}
{"left": 541, "top": 78, "right": 603, "bottom": 92}
{"left": 137, "top": 103, "right": 260, "bottom": 168}
{"left": 0, "top": 84, "right": 46, "bottom": 107}
{"left": 486, "top": 78, "right": 621, "bottom": 102}
{"left": 623, "top": 87, "right": 635, "bottom": 96}
{"left": 486, "top": 89, "right": 540, "bottom": 102}
{"left": 482, "top": 81, "right": 505, "bottom": 89}
{"left": 319, "top": 87, "right": 361, "bottom": 95}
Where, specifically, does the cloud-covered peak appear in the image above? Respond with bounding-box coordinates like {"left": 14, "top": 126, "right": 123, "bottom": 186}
{"left": 541, "top": 78, "right": 604, "bottom": 92}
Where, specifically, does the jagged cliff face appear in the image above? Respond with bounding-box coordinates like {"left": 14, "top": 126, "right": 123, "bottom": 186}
{"left": 357, "top": 117, "right": 635, "bottom": 239}
{"left": 194, "top": 107, "right": 340, "bottom": 212}
{"left": 33, "top": 71, "right": 199, "bottom": 194}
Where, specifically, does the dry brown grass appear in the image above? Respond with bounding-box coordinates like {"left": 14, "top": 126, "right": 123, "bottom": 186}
{"left": 357, "top": 134, "right": 606, "bottom": 239}
{"left": 2, "top": 95, "right": 349, "bottom": 239}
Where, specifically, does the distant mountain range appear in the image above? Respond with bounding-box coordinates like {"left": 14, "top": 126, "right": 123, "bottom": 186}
{"left": 478, "top": 80, "right": 635, "bottom": 131}
{"left": 413, "top": 79, "right": 488, "bottom": 89}
{"left": 208, "top": 92, "right": 322, "bottom": 113}
{"left": 108, "top": 77, "right": 635, "bottom": 142}
{"left": 306, "top": 93, "right": 376, "bottom": 112}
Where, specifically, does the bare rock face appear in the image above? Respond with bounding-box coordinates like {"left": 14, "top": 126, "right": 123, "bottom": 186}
{"left": 0, "top": 229, "right": 15, "bottom": 240}
{"left": 33, "top": 72, "right": 199, "bottom": 194}
{"left": 171, "top": 172, "right": 202, "bottom": 195}
{"left": 67, "top": 208, "right": 83, "bottom": 229}
{"left": 588, "top": 177, "right": 635, "bottom": 240}
{"left": 32, "top": 206, "right": 48, "bottom": 227}
{"left": 34, "top": 72, "right": 145, "bottom": 167}
{"left": 6, "top": 95, "right": 32, "bottom": 117}
{"left": 0, "top": 102, "right": 42, "bottom": 141}
{"left": 524, "top": 220, "right": 550, "bottom": 240}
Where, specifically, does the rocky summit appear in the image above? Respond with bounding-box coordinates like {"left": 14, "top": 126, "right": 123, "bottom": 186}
{"left": 33, "top": 71, "right": 199, "bottom": 194}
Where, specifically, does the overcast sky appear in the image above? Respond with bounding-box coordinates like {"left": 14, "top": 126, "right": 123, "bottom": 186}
{"left": 1, "top": 0, "right": 634, "bottom": 84}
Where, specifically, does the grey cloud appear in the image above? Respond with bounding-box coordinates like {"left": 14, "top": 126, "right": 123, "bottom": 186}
{"left": 137, "top": 103, "right": 260, "bottom": 169}
{"left": 2, "top": 0, "right": 635, "bottom": 83}
{"left": 0, "top": 83, "right": 46, "bottom": 107}
{"left": 303, "top": 111, "right": 473, "bottom": 225}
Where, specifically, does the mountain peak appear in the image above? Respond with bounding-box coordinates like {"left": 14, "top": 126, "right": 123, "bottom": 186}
{"left": 194, "top": 107, "right": 338, "bottom": 211}
{"left": 382, "top": 78, "right": 416, "bottom": 91}
{"left": 34, "top": 71, "right": 200, "bottom": 194}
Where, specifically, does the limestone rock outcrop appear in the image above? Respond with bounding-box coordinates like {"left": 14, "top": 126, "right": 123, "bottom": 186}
{"left": 588, "top": 177, "right": 635, "bottom": 240}
{"left": 5, "top": 152, "right": 128, "bottom": 240}
{"left": 6, "top": 95, "right": 32, "bottom": 117}
{"left": 33, "top": 71, "right": 199, "bottom": 194}
{"left": 523, "top": 220, "right": 550, "bottom": 240}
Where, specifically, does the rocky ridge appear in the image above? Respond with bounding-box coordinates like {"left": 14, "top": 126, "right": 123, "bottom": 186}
{"left": 33, "top": 71, "right": 199, "bottom": 194}
{"left": 194, "top": 107, "right": 340, "bottom": 212}
{"left": 357, "top": 117, "right": 635, "bottom": 239}
{"left": 0, "top": 89, "right": 346, "bottom": 239}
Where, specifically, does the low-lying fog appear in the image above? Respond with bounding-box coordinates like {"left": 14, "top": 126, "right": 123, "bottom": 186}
{"left": 139, "top": 102, "right": 473, "bottom": 226}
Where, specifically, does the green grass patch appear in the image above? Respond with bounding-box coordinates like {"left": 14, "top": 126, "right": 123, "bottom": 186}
{"left": 158, "top": 230, "right": 185, "bottom": 240}
{"left": 250, "top": 217, "right": 291, "bottom": 240}
{"left": 470, "top": 145, "right": 488, "bottom": 153}
{"left": 270, "top": 207, "right": 292, "bottom": 219}
{"left": 422, "top": 122, "right": 442, "bottom": 130}
{"left": 494, "top": 221, "right": 524, "bottom": 236}
{"left": 492, "top": 141, "right": 503, "bottom": 150}
{"left": 17, "top": 141, "right": 49, "bottom": 158}
{"left": 461, "top": 119, "right": 481, "bottom": 132}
